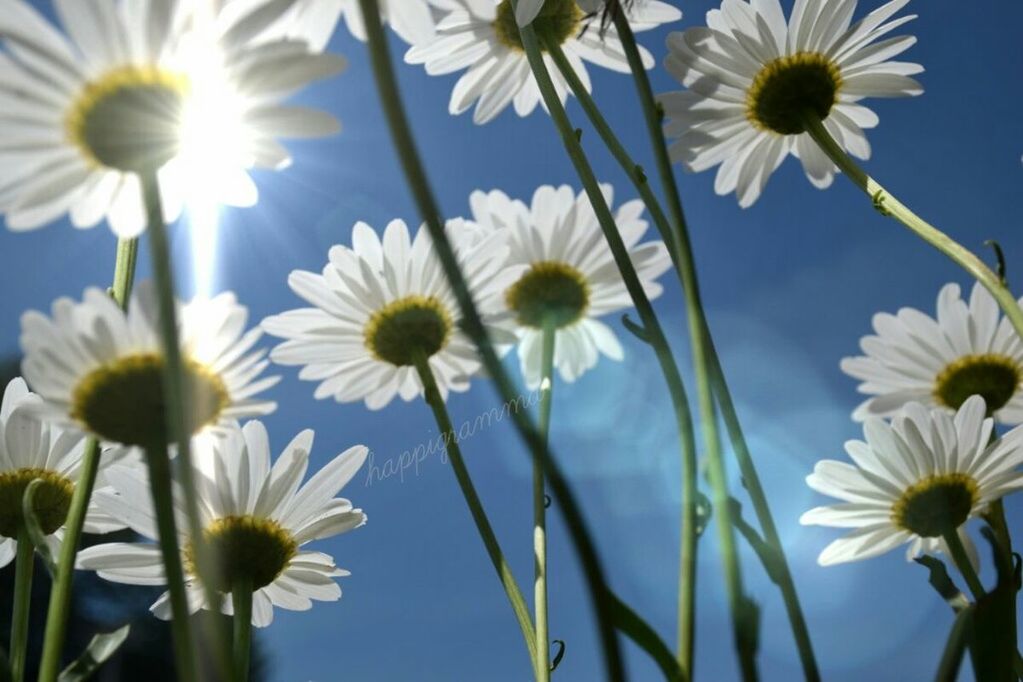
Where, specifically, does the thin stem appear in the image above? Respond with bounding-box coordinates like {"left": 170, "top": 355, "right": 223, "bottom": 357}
{"left": 232, "top": 582, "right": 253, "bottom": 682}
{"left": 140, "top": 170, "right": 231, "bottom": 681}
{"left": 9, "top": 526, "right": 34, "bottom": 682}
{"left": 943, "top": 529, "right": 985, "bottom": 601}
{"left": 802, "top": 113, "right": 1023, "bottom": 343}
{"left": 356, "top": 2, "right": 627, "bottom": 678}
{"left": 412, "top": 353, "right": 538, "bottom": 667}
{"left": 609, "top": 9, "right": 815, "bottom": 679}
{"left": 37, "top": 238, "right": 139, "bottom": 682}
{"left": 534, "top": 322, "right": 556, "bottom": 682}
{"left": 934, "top": 607, "right": 973, "bottom": 682}
{"left": 533, "top": 23, "right": 745, "bottom": 678}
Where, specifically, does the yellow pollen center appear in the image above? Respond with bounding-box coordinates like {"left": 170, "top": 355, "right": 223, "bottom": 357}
{"left": 70, "top": 353, "right": 229, "bottom": 447}
{"left": 185, "top": 515, "right": 298, "bottom": 592}
{"left": 933, "top": 353, "right": 1021, "bottom": 414}
{"left": 505, "top": 260, "right": 590, "bottom": 329}
{"left": 892, "top": 473, "right": 978, "bottom": 538}
{"left": 493, "top": 0, "right": 584, "bottom": 51}
{"left": 746, "top": 52, "right": 842, "bottom": 135}
{"left": 364, "top": 295, "right": 454, "bottom": 367}
{"left": 0, "top": 468, "right": 74, "bottom": 538}
{"left": 66, "top": 65, "right": 190, "bottom": 172}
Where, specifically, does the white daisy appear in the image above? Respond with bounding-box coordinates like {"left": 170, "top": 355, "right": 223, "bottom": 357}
{"left": 660, "top": 0, "right": 924, "bottom": 207}
{"left": 263, "top": 218, "right": 515, "bottom": 410}
{"left": 842, "top": 282, "right": 1023, "bottom": 425}
{"left": 0, "top": 377, "right": 127, "bottom": 568}
{"left": 468, "top": 184, "right": 671, "bottom": 388}
{"left": 0, "top": 0, "right": 346, "bottom": 236}
{"left": 801, "top": 396, "right": 1023, "bottom": 567}
{"left": 19, "top": 281, "right": 279, "bottom": 448}
{"left": 405, "top": 0, "right": 681, "bottom": 124}
{"left": 78, "top": 420, "right": 368, "bottom": 627}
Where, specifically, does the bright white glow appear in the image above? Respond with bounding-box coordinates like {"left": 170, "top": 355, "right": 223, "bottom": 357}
{"left": 191, "top": 429, "right": 220, "bottom": 479}
{"left": 187, "top": 201, "right": 220, "bottom": 298}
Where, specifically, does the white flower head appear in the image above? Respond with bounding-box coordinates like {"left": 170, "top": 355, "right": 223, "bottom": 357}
{"left": 0, "top": 377, "right": 128, "bottom": 568}
{"left": 661, "top": 0, "right": 923, "bottom": 207}
{"left": 0, "top": 0, "right": 346, "bottom": 236}
{"left": 406, "top": 0, "right": 681, "bottom": 124}
{"left": 263, "top": 218, "right": 516, "bottom": 409}
{"left": 801, "top": 396, "right": 1023, "bottom": 567}
{"left": 843, "top": 282, "right": 1023, "bottom": 425}
{"left": 19, "top": 281, "right": 279, "bottom": 448}
{"left": 469, "top": 184, "right": 671, "bottom": 388}
{"left": 78, "top": 420, "right": 368, "bottom": 627}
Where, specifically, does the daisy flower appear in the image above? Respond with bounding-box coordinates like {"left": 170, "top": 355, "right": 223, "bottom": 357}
{"left": 78, "top": 420, "right": 367, "bottom": 627}
{"left": 0, "top": 0, "right": 346, "bottom": 236}
{"left": 660, "top": 0, "right": 924, "bottom": 207}
{"left": 842, "top": 282, "right": 1023, "bottom": 425}
{"left": 19, "top": 281, "right": 279, "bottom": 448}
{"left": 0, "top": 378, "right": 127, "bottom": 568}
{"left": 468, "top": 184, "right": 671, "bottom": 388}
{"left": 262, "top": 218, "right": 515, "bottom": 410}
{"left": 801, "top": 396, "right": 1023, "bottom": 566}
{"left": 405, "top": 0, "right": 681, "bottom": 124}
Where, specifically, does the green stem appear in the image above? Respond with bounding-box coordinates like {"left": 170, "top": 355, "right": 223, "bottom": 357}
{"left": 412, "top": 354, "right": 538, "bottom": 667}
{"left": 232, "top": 582, "right": 253, "bottom": 682}
{"left": 140, "top": 170, "right": 231, "bottom": 681}
{"left": 533, "top": 24, "right": 749, "bottom": 678}
{"left": 36, "top": 238, "right": 139, "bottom": 682}
{"left": 935, "top": 607, "right": 973, "bottom": 682}
{"left": 943, "top": 529, "right": 985, "bottom": 601}
{"left": 9, "top": 526, "right": 33, "bottom": 682}
{"left": 356, "top": 1, "right": 627, "bottom": 677}
{"left": 534, "top": 322, "right": 555, "bottom": 681}
{"left": 802, "top": 113, "right": 1023, "bottom": 343}
{"left": 609, "top": 10, "right": 814, "bottom": 678}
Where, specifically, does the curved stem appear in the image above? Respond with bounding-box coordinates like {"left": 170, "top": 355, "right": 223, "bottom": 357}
{"left": 802, "top": 113, "right": 1023, "bottom": 342}
{"left": 943, "top": 529, "right": 985, "bottom": 601}
{"left": 534, "top": 322, "right": 555, "bottom": 682}
{"left": 412, "top": 354, "right": 538, "bottom": 668}
{"left": 355, "top": 1, "right": 627, "bottom": 678}
{"left": 608, "top": 10, "right": 816, "bottom": 679}
{"left": 232, "top": 582, "right": 253, "bottom": 682}
{"left": 37, "top": 238, "right": 139, "bottom": 682}
{"left": 9, "top": 526, "right": 34, "bottom": 682}
{"left": 140, "top": 170, "right": 231, "bottom": 681}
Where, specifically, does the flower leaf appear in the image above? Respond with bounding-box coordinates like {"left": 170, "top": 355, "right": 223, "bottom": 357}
{"left": 912, "top": 555, "right": 970, "bottom": 612}
{"left": 607, "top": 591, "right": 684, "bottom": 682}
{"left": 57, "top": 625, "right": 131, "bottom": 682}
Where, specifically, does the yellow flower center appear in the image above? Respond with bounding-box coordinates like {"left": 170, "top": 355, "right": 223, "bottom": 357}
{"left": 493, "top": 0, "right": 584, "bottom": 51}
{"left": 934, "top": 353, "right": 1021, "bottom": 414}
{"left": 70, "top": 353, "right": 229, "bottom": 447}
{"left": 505, "top": 260, "right": 590, "bottom": 329}
{"left": 186, "top": 515, "right": 298, "bottom": 592}
{"left": 0, "top": 468, "right": 74, "bottom": 538}
{"left": 892, "top": 473, "right": 978, "bottom": 538}
{"left": 364, "top": 296, "right": 454, "bottom": 367}
{"left": 66, "top": 65, "right": 190, "bottom": 172}
{"left": 746, "top": 52, "right": 842, "bottom": 135}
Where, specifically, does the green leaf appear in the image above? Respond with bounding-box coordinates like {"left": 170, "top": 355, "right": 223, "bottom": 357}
{"left": 608, "top": 591, "right": 684, "bottom": 682}
{"left": 913, "top": 555, "right": 970, "bottom": 612}
{"left": 729, "top": 498, "right": 779, "bottom": 583}
{"left": 967, "top": 528, "right": 1018, "bottom": 682}
{"left": 21, "top": 479, "right": 56, "bottom": 577}
{"left": 934, "top": 606, "right": 975, "bottom": 682}
{"left": 57, "top": 626, "right": 130, "bottom": 682}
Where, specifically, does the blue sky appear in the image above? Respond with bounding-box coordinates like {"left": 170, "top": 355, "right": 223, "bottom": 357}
{"left": 4, "top": 0, "right": 1023, "bottom": 680}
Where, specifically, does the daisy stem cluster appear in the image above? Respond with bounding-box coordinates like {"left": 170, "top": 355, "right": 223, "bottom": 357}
{"left": 800, "top": 113, "right": 1023, "bottom": 345}
{"left": 525, "top": 10, "right": 757, "bottom": 681}
{"left": 534, "top": 322, "right": 556, "bottom": 681}
{"left": 942, "top": 530, "right": 984, "bottom": 601}
{"left": 412, "top": 353, "right": 538, "bottom": 665}
{"left": 355, "top": 1, "right": 626, "bottom": 677}
{"left": 9, "top": 527, "right": 33, "bottom": 682}
{"left": 37, "top": 237, "right": 138, "bottom": 682}
{"left": 233, "top": 579, "right": 253, "bottom": 682}
{"left": 139, "top": 170, "right": 231, "bottom": 682}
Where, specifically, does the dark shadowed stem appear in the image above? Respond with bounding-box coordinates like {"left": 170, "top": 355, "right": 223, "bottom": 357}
{"left": 943, "top": 529, "right": 985, "bottom": 601}
{"left": 356, "top": 1, "right": 626, "bottom": 677}
{"left": 801, "top": 113, "right": 1023, "bottom": 343}
{"left": 37, "top": 237, "right": 139, "bottom": 682}
{"left": 935, "top": 607, "right": 973, "bottom": 682}
{"left": 140, "top": 170, "right": 231, "bottom": 682}
{"left": 232, "top": 582, "right": 253, "bottom": 682}
{"left": 412, "top": 354, "right": 538, "bottom": 667}
{"left": 534, "top": 322, "right": 556, "bottom": 682}
{"left": 9, "top": 526, "right": 33, "bottom": 682}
